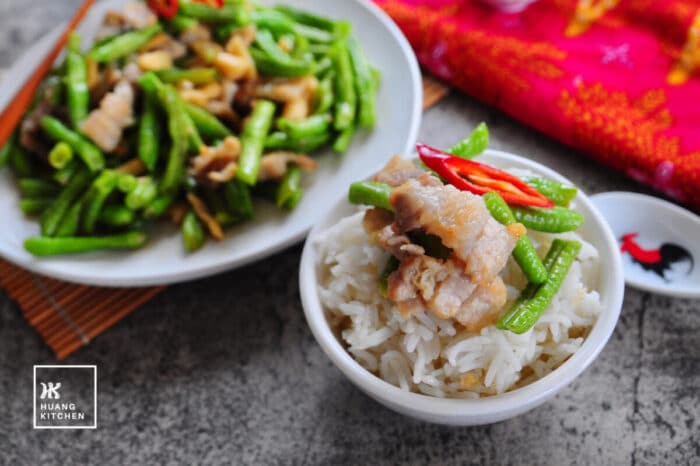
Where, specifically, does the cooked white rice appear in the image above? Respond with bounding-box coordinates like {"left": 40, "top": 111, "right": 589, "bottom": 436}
{"left": 315, "top": 209, "right": 601, "bottom": 398}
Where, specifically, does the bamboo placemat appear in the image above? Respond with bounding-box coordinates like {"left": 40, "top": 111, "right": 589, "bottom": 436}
{"left": 0, "top": 74, "right": 449, "bottom": 360}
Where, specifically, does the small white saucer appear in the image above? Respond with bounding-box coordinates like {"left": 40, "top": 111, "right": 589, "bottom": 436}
{"left": 590, "top": 192, "right": 700, "bottom": 299}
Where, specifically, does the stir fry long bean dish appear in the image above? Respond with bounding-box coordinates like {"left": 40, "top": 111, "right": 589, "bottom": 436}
{"left": 2, "top": 0, "right": 378, "bottom": 256}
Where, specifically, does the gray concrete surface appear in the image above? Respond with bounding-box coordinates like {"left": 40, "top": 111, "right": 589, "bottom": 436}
{"left": 1, "top": 1, "right": 699, "bottom": 465}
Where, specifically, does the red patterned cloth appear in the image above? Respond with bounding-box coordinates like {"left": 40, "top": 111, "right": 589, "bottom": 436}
{"left": 374, "top": 0, "right": 700, "bottom": 210}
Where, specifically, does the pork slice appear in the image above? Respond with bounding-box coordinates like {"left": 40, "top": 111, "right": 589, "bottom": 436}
{"left": 373, "top": 155, "right": 426, "bottom": 187}
{"left": 389, "top": 179, "right": 491, "bottom": 259}
{"left": 453, "top": 277, "right": 507, "bottom": 331}
{"left": 463, "top": 217, "right": 518, "bottom": 283}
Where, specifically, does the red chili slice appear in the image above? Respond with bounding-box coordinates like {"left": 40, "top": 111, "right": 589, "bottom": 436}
{"left": 193, "top": 0, "right": 224, "bottom": 6}
{"left": 417, "top": 143, "right": 555, "bottom": 208}
{"left": 148, "top": 0, "right": 179, "bottom": 18}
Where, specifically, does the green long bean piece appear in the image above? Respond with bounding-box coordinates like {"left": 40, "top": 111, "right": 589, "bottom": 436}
{"left": 19, "top": 178, "right": 60, "bottom": 198}
{"left": 332, "top": 125, "right": 354, "bottom": 154}
{"left": 347, "top": 37, "right": 376, "bottom": 128}
{"left": 39, "top": 169, "right": 92, "bottom": 237}
{"left": 48, "top": 142, "right": 74, "bottom": 169}
{"left": 523, "top": 177, "right": 578, "bottom": 207}
{"left": 483, "top": 192, "right": 547, "bottom": 284}
{"left": 182, "top": 211, "right": 205, "bottom": 252}
{"left": 99, "top": 205, "right": 135, "bottom": 227}
{"left": 348, "top": 181, "right": 392, "bottom": 211}
{"left": 185, "top": 102, "right": 232, "bottom": 140}
{"left": 157, "top": 83, "right": 191, "bottom": 194}
{"left": 511, "top": 206, "right": 584, "bottom": 233}
{"left": 276, "top": 165, "right": 302, "bottom": 209}
{"left": 88, "top": 24, "right": 162, "bottom": 63}
{"left": 40, "top": 116, "right": 104, "bottom": 172}
{"left": 24, "top": 231, "right": 147, "bottom": 256}
{"left": 237, "top": 99, "right": 276, "bottom": 185}
{"left": 66, "top": 33, "right": 89, "bottom": 129}
{"left": 20, "top": 198, "right": 53, "bottom": 215}
{"left": 448, "top": 122, "right": 489, "bottom": 160}
{"left": 0, "top": 133, "right": 15, "bottom": 168}
{"left": 498, "top": 239, "right": 582, "bottom": 334}
{"left": 277, "top": 114, "right": 330, "bottom": 139}
{"left": 179, "top": 1, "right": 249, "bottom": 24}
{"left": 331, "top": 40, "right": 356, "bottom": 130}
{"left": 83, "top": 170, "right": 119, "bottom": 233}
{"left": 138, "top": 91, "right": 161, "bottom": 172}
{"left": 55, "top": 195, "right": 87, "bottom": 237}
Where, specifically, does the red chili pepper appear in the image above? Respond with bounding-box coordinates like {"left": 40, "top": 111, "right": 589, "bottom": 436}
{"left": 194, "top": 0, "right": 224, "bottom": 6}
{"left": 417, "top": 143, "right": 555, "bottom": 208}
{"left": 148, "top": 0, "right": 179, "bottom": 18}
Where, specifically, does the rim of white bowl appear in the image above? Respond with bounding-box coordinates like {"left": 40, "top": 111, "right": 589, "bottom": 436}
{"left": 299, "top": 150, "right": 625, "bottom": 423}
{"left": 0, "top": 0, "right": 423, "bottom": 287}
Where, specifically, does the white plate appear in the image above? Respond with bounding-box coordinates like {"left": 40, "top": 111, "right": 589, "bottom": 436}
{"left": 0, "top": 0, "right": 422, "bottom": 287}
{"left": 300, "top": 150, "right": 625, "bottom": 425}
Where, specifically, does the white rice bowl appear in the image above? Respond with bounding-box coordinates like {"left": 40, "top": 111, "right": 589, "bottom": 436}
{"left": 315, "top": 202, "right": 602, "bottom": 399}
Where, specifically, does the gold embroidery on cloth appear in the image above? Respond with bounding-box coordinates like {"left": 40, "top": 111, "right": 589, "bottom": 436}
{"left": 668, "top": 9, "right": 700, "bottom": 85}
{"left": 566, "top": 0, "right": 621, "bottom": 37}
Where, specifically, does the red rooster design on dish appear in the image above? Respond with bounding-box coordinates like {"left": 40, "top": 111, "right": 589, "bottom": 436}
{"left": 620, "top": 233, "right": 693, "bottom": 281}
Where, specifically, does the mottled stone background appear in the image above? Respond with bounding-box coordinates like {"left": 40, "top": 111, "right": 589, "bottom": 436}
{"left": 0, "top": 1, "right": 698, "bottom": 464}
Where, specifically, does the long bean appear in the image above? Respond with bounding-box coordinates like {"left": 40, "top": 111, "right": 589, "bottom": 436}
{"left": 99, "top": 205, "right": 135, "bottom": 227}
{"left": 19, "top": 178, "right": 60, "bottom": 198}
{"left": 511, "top": 206, "right": 584, "bottom": 233}
{"left": 313, "top": 73, "right": 334, "bottom": 114}
{"left": 88, "top": 24, "right": 162, "bottom": 63}
{"left": 182, "top": 211, "right": 205, "bottom": 252}
{"left": 39, "top": 169, "right": 92, "bottom": 236}
{"left": 223, "top": 179, "right": 254, "bottom": 220}
{"left": 498, "top": 239, "right": 582, "bottom": 334}
{"left": 236, "top": 99, "right": 276, "bottom": 185}
{"left": 83, "top": 170, "right": 119, "bottom": 233}
{"left": 40, "top": 116, "right": 104, "bottom": 172}
{"left": 126, "top": 177, "right": 158, "bottom": 210}
{"left": 24, "top": 231, "right": 147, "bottom": 256}
{"left": 276, "top": 165, "right": 302, "bottom": 209}
{"left": 9, "top": 144, "right": 34, "bottom": 177}
{"left": 142, "top": 194, "right": 174, "bottom": 219}
{"left": 332, "top": 125, "right": 354, "bottom": 154}
{"left": 185, "top": 102, "right": 231, "bottom": 140}
{"left": 158, "top": 84, "right": 190, "bottom": 194}
{"left": 179, "top": 1, "right": 250, "bottom": 24}
{"left": 138, "top": 91, "right": 160, "bottom": 172}
{"left": 66, "top": 33, "right": 89, "bottom": 129}
{"left": 483, "top": 192, "right": 547, "bottom": 284}
{"left": 448, "top": 122, "right": 489, "bottom": 159}
{"left": 20, "top": 198, "right": 53, "bottom": 215}
{"left": 347, "top": 37, "right": 375, "bottom": 128}
{"left": 54, "top": 160, "right": 78, "bottom": 185}
{"left": 252, "top": 30, "right": 315, "bottom": 77}
{"left": 264, "top": 131, "right": 330, "bottom": 152}
{"left": 348, "top": 181, "right": 392, "bottom": 211}
{"left": 0, "top": 133, "right": 15, "bottom": 167}
{"left": 331, "top": 40, "right": 356, "bottom": 130}
{"left": 277, "top": 114, "right": 330, "bottom": 139}
{"left": 55, "top": 195, "right": 86, "bottom": 237}
{"left": 48, "top": 142, "right": 73, "bottom": 169}
{"left": 524, "top": 177, "right": 578, "bottom": 207}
